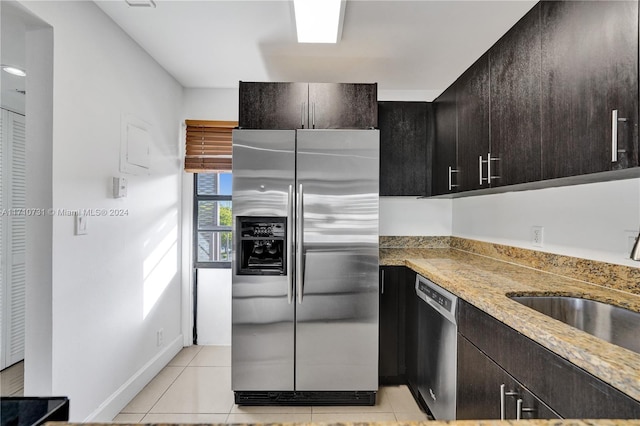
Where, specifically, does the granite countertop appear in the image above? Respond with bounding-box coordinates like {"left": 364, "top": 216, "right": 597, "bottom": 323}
{"left": 380, "top": 247, "right": 640, "bottom": 403}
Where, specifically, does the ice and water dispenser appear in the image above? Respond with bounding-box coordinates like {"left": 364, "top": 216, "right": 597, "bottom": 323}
{"left": 236, "top": 217, "right": 287, "bottom": 275}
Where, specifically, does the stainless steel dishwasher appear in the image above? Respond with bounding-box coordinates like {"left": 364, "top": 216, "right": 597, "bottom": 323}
{"left": 415, "top": 274, "right": 458, "bottom": 420}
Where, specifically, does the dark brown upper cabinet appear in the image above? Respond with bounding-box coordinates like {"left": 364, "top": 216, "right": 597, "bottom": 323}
{"left": 379, "top": 101, "right": 433, "bottom": 196}
{"left": 540, "top": 0, "right": 639, "bottom": 180}
{"left": 239, "top": 82, "right": 309, "bottom": 130}
{"left": 308, "top": 83, "right": 378, "bottom": 129}
{"left": 239, "top": 82, "right": 377, "bottom": 130}
{"left": 433, "top": 85, "right": 459, "bottom": 196}
{"left": 489, "top": 4, "right": 542, "bottom": 187}
{"left": 431, "top": 0, "right": 638, "bottom": 196}
{"left": 456, "top": 53, "right": 490, "bottom": 192}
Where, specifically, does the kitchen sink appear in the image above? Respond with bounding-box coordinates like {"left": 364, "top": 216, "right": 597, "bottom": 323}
{"left": 509, "top": 295, "right": 640, "bottom": 355}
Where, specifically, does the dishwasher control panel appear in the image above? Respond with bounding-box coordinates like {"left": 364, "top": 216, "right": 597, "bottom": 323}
{"left": 418, "top": 280, "right": 452, "bottom": 311}
{"left": 416, "top": 274, "right": 458, "bottom": 321}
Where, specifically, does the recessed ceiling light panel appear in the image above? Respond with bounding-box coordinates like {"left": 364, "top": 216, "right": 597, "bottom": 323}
{"left": 294, "top": 0, "right": 345, "bottom": 43}
{"left": 2, "top": 65, "right": 26, "bottom": 77}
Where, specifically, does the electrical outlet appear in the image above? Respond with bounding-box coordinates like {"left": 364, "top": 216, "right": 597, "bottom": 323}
{"left": 157, "top": 328, "right": 164, "bottom": 347}
{"left": 531, "top": 226, "right": 544, "bottom": 247}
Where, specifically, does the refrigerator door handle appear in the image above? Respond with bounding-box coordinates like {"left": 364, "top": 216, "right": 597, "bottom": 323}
{"left": 296, "top": 183, "right": 305, "bottom": 304}
{"left": 287, "top": 184, "right": 294, "bottom": 304}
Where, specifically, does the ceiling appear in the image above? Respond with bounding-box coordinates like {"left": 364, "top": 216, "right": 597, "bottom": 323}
{"left": 95, "top": 0, "right": 538, "bottom": 97}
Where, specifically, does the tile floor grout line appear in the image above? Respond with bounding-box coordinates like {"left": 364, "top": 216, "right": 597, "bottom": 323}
{"left": 141, "top": 364, "right": 188, "bottom": 419}
{"left": 140, "top": 345, "right": 204, "bottom": 419}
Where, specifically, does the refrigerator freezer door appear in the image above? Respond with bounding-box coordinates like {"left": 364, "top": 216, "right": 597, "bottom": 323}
{"left": 231, "top": 130, "right": 296, "bottom": 391}
{"left": 294, "top": 129, "right": 380, "bottom": 391}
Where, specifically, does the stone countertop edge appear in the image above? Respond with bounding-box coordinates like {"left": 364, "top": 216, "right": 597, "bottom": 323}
{"left": 45, "top": 420, "right": 640, "bottom": 426}
{"left": 380, "top": 247, "right": 640, "bottom": 403}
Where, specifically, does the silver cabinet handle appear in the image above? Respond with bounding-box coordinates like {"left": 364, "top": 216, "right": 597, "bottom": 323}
{"left": 287, "top": 185, "right": 294, "bottom": 304}
{"left": 500, "top": 384, "right": 519, "bottom": 420}
{"left": 500, "top": 384, "right": 506, "bottom": 420}
{"left": 448, "top": 166, "right": 459, "bottom": 191}
{"left": 296, "top": 183, "right": 304, "bottom": 304}
{"left": 480, "top": 153, "right": 500, "bottom": 185}
{"left": 487, "top": 152, "right": 500, "bottom": 184}
{"left": 381, "top": 269, "right": 385, "bottom": 295}
{"left": 487, "top": 153, "right": 491, "bottom": 185}
{"left": 516, "top": 398, "right": 536, "bottom": 420}
{"left": 612, "top": 109, "right": 628, "bottom": 162}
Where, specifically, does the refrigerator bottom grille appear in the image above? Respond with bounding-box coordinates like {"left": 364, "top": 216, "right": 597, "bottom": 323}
{"left": 234, "top": 391, "right": 376, "bottom": 406}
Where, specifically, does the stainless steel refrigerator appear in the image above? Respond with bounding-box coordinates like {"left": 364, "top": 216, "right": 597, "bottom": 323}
{"left": 231, "top": 129, "right": 379, "bottom": 405}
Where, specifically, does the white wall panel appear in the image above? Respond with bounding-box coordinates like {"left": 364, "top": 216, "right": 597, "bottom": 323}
{"left": 452, "top": 179, "right": 640, "bottom": 267}
{"left": 196, "top": 268, "right": 231, "bottom": 346}
{"left": 18, "top": 0, "right": 184, "bottom": 420}
{"left": 380, "top": 197, "right": 452, "bottom": 236}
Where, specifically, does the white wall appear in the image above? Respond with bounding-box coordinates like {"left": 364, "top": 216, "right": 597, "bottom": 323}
{"left": 379, "top": 197, "right": 452, "bottom": 236}
{"left": 183, "top": 88, "right": 239, "bottom": 121}
{"left": 196, "top": 269, "right": 232, "bottom": 345}
{"left": 19, "top": 1, "right": 184, "bottom": 421}
{"left": 24, "top": 21, "right": 54, "bottom": 395}
{"left": 453, "top": 179, "right": 640, "bottom": 267}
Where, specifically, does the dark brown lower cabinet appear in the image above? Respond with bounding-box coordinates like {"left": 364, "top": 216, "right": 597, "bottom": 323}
{"left": 403, "top": 269, "right": 419, "bottom": 394}
{"left": 458, "top": 299, "right": 640, "bottom": 419}
{"left": 379, "top": 267, "right": 407, "bottom": 384}
{"left": 378, "top": 266, "right": 425, "bottom": 409}
{"left": 457, "top": 335, "right": 559, "bottom": 420}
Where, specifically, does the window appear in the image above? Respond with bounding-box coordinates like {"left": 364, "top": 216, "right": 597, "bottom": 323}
{"left": 194, "top": 173, "right": 232, "bottom": 268}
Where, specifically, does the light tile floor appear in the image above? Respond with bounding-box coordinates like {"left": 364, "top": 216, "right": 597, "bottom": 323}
{"left": 113, "top": 346, "right": 429, "bottom": 424}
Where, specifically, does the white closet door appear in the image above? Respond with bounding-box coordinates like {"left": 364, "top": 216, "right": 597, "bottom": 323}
{"left": 0, "top": 109, "right": 27, "bottom": 369}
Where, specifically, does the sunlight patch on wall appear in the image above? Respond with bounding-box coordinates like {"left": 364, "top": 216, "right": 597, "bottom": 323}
{"left": 143, "top": 225, "right": 178, "bottom": 318}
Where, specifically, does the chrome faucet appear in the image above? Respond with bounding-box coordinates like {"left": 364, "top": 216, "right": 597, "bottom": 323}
{"left": 631, "top": 232, "right": 640, "bottom": 261}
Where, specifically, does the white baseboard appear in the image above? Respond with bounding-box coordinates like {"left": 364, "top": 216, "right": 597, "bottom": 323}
{"left": 83, "top": 334, "right": 184, "bottom": 422}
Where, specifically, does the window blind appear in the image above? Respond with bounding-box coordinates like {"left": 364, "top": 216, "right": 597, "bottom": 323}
{"left": 184, "top": 120, "right": 237, "bottom": 173}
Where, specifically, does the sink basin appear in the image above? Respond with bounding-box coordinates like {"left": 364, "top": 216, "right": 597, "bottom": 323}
{"left": 509, "top": 295, "right": 640, "bottom": 355}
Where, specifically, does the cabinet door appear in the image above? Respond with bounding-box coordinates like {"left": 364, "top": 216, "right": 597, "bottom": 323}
{"left": 308, "top": 83, "right": 377, "bottom": 129}
{"left": 459, "top": 299, "right": 640, "bottom": 419}
{"left": 239, "top": 82, "right": 308, "bottom": 129}
{"left": 433, "top": 86, "right": 458, "bottom": 195}
{"left": 490, "top": 4, "right": 542, "bottom": 186}
{"left": 540, "top": 1, "right": 639, "bottom": 179}
{"left": 404, "top": 270, "right": 418, "bottom": 390}
{"left": 379, "top": 102, "right": 432, "bottom": 196}
{"left": 457, "top": 335, "right": 559, "bottom": 420}
{"left": 379, "top": 267, "right": 402, "bottom": 383}
{"left": 456, "top": 54, "right": 490, "bottom": 191}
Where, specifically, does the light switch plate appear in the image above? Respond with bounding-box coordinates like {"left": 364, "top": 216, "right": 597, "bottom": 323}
{"left": 75, "top": 213, "right": 88, "bottom": 235}
{"left": 113, "top": 177, "right": 128, "bottom": 198}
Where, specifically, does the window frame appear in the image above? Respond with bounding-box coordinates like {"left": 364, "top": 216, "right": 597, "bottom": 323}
{"left": 193, "top": 173, "right": 232, "bottom": 269}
